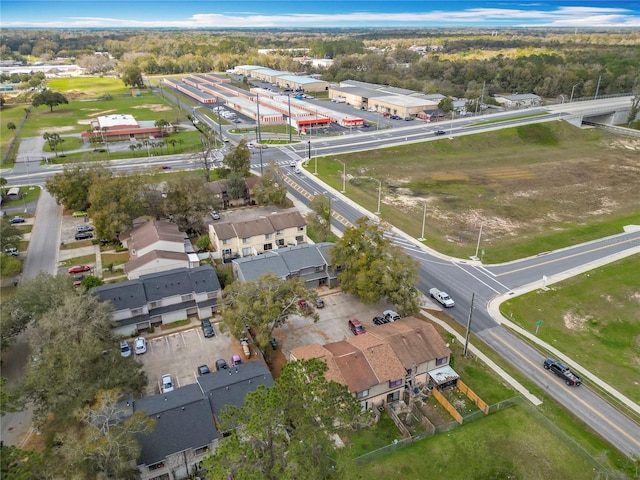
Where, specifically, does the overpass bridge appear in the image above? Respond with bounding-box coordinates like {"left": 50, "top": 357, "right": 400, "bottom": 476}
{"left": 546, "top": 95, "right": 638, "bottom": 132}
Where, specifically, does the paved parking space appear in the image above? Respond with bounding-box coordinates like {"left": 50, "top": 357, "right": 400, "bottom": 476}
{"left": 274, "top": 292, "right": 397, "bottom": 356}
{"left": 134, "top": 324, "right": 235, "bottom": 396}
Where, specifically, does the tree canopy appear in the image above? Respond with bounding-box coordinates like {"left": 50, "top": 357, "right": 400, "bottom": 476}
{"left": 330, "top": 217, "right": 421, "bottom": 316}
{"left": 45, "top": 164, "right": 110, "bottom": 212}
{"left": 223, "top": 139, "right": 251, "bottom": 177}
{"left": 31, "top": 90, "right": 68, "bottom": 112}
{"left": 254, "top": 162, "right": 288, "bottom": 206}
{"left": 119, "top": 64, "right": 145, "bottom": 88}
{"left": 221, "top": 272, "right": 318, "bottom": 351}
{"left": 307, "top": 193, "right": 332, "bottom": 242}
{"left": 202, "top": 358, "right": 364, "bottom": 480}
{"left": 163, "top": 175, "right": 217, "bottom": 233}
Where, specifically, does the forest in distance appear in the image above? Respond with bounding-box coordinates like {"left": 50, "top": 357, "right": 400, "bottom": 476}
{"left": 1, "top": 28, "right": 639, "bottom": 101}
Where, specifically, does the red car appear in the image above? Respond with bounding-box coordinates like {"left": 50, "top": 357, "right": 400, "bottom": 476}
{"left": 68, "top": 265, "right": 91, "bottom": 274}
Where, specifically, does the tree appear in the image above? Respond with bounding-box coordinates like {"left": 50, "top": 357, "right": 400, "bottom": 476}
{"left": 223, "top": 139, "right": 251, "bottom": 177}
{"left": 193, "top": 130, "right": 217, "bottom": 182}
{"left": 195, "top": 234, "right": 211, "bottom": 251}
{"left": 254, "top": 162, "right": 288, "bottom": 206}
{"left": 0, "top": 443, "right": 47, "bottom": 479}
{"left": 221, "top": 272, "right": 318, "bottom": 351}
{"left": 89, "top": 173, "right": 148, "bottom": 240}
{"left": 46, "top": 164, "right": 110, "bottom": 212}
{"left": 154, "top": 118, "right": 170, "bottom": 135}
{"left": 19, "top": 287, "right": 147, "bottom": 423}
{"left": 227, "top": 171, "right": 248, "bottom": 201}
{"left": 42, "top": 132, "right": 65, "bottom": 157}
{"left": 120, "top": 65, "right": 144, "bottom": 88}
{"left": 31, "top": 90, "right": 68, "bottom": 112}
{"left": 7, "top": 121, "right": 16, "bottom": 131}
{"left": 329, "top": 217, "right": 421, "bottom": 316}
{"left": 438, "top": 96, "right": 454, "bottom": 113}
{"left": 307, "top": 193, "right": 332, "bottom": 242}
{"left": 0, "top": 215, "right": 23, "bottom": 251}
{"left": 163, "top": 175, "right": 217, "bottom": 233}
{"left": 73, "top": 389, "right": 154, "bottom": 478}
{"left": 202, "top": 359, "right": 364, "bottom": 480}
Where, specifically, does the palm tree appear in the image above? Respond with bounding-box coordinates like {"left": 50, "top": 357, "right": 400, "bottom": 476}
{"left": 129, "top": 144, "right": 137, "bottom": 157}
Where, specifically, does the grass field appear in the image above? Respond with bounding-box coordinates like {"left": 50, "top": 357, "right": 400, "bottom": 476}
{"left": 314, "top": 121, "right": 640, "bottom": 262}
{"left": 355, "top": 405, "right": 605, "bottom": 480}
{"left": 500, "top": 255, "right": 640, "bottom": 404}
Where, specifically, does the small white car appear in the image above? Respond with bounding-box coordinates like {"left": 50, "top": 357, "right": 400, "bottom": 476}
{"left": 120, "top": 341, "right": 131, "bottom": 357}
{"left": 161, "top": 374, "right": 174, "bottom": 393}
{"left": 134, "top": 336, "right": 147, "bottom": 355}
{"left": 383, "top": 310, "right": 401, "bottom": 322}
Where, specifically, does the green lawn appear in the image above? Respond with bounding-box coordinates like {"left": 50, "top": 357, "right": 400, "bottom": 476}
{"left": 312, "top": 121, "right": 640, "bottom": 262}
{"left": 500, "top": 255, "right": 640, "bottom": 404}
{"left": 355, "top": 405, "right": 606, "bottom": 480}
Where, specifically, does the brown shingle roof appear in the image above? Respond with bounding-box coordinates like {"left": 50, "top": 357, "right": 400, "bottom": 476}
{"left": 233, "top": 217, "right": 274, "bottom": 238}
{"left": 122, "top": 220, "right": 186, "bottom": 255}
{"left": 124, "top": 250, "right": 189, "bottom": 274}
{"left": 268, "top": 210, "right": 306, "bottom": 230}
{"left": 210, "top": 222, "right": 237, "bottom": 241}
{"left": 348, "top": 334, "right": 406, "bottom": 383}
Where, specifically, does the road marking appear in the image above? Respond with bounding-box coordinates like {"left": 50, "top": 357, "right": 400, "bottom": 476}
{"left": 485, "top": 329, "right": 640, "bottom": 447}
{"left": 453, "top": 262, "right": 504, "bottom": 295}
{"left": 494, "top": 236, "right": 639, "bottom": 277}
{"left": 282, "top": 176, "right": 353, "bottom": 228}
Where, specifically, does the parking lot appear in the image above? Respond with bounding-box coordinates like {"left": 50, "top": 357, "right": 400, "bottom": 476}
{"left": 133, "top": 321, "right": 236, "bottom": 396}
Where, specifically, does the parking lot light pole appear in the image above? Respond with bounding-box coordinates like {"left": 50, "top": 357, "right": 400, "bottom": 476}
{"left": 338, "top": 160, "right": 346, "bottom": 193}
{"left": 374, "top": 178, "right": 382, "bottom": 215}
{"left": 570, "top": 83, "right": 579, "bottom": 103}
{"left": 418, "top": 202, "right": 426, "bottom": 241}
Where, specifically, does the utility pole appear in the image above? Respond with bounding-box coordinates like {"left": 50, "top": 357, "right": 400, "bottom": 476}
{"left": 256, "top": 92, "right": 262, "bottom": 143}
{"left": 594, "top": 75, "right": 602, "bottom": 100}
{"left": 418, "top": 202, "right": 426, "bottom": 241}
{"left": 463, "top": 292, "right": 475, "bottom": 357}
{"left": 288, "top": 94, "right": 292, "bottom": 144}
{"left": 216, "top": 97, "right": 223, "bottom": 145}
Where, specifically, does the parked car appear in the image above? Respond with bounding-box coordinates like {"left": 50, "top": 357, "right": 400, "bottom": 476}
{"left": 298, "top": 299, "right": 313, "bottom": 314}
{"left": 383, "top": 310, "right": 401, "bottom": 322}
{"left": 201, "top": 318, "right": 215, "bottom": 338}
{"left": 348, "top": 318, "right": 366, "bottom": 335}
{"left": 161, "top": 374, "right": 174, "bottom": 393}
{"left": 74, "top": 232, "right": 94, "bottom": 241}
{"left": 215, "top": 359, "right": 229, "bottom": 371}
{"left": 134, "top": 336, "right": 147, "bottom": 355}
{"left": 372, "top": 316, "right": 386, "bottom": 325}
{"left": 5, "top": 247, "right": 19, "bottom": 256}
{"left": 210, "top": 211, "right": 221, "bottom": 220}
{"left": 315, "top": 298, "right": 325, "bottom": 309}
{"left": 120, "top": 341, "right": 131, "bottom": 357}
{"left": 72, "top": 211, "right": 88, "bottom": 217}
{"left": 198, "top": 364, "right": 211, "bottom": 375}
{"left": 231, "top": 354, "right": 242, "bottom": 367}
{"left": 76, "top": 225, "right": 94, "bottom": 233}
{"left": 9, "top": 216, "right": 25, "bottom": 224}
{"left": 68, "top": 265, "right": 91, "bottom": 274}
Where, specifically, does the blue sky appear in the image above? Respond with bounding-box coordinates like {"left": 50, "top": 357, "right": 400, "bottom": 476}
{"left": 1, "top": 1, "right": 639, "bottom": 28}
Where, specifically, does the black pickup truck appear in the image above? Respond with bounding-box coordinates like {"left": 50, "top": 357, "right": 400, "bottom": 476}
{"left": 543, "top": 358, "right": 582, "bottom": 386}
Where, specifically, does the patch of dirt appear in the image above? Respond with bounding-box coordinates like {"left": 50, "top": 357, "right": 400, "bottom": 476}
{"left": 131, "top": 104, "right": 172, "bottom": 112}
{"left": 265, "top": 348, "right": 287, "bottom": 379}
{"left": 563, "top": 311, "right": 590, "bottom": 331}
{"left": 36, "top": 126, "right": 76, "bottom": 135}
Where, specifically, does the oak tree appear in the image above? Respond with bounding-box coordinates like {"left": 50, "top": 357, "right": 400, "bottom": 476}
{"left": 221, "top": 272, "right": 318, "bottom": 351}
{"left": 254, "top": 162, "right": 288, "bottom": 206}
{"left": 223, "top": 139, "right": 251, "bottom": 177}
{"left": 32, "top": 90, "right": 68, "bottom": 112}
{"left": 330, "top": 217, "right": 421, "bottom": 316}
{"left": 45, "top": 164, "right": 111, "bottom": 212}
{"left": 307, "top": 193, "right": 332, "bottom": 242}
{"left": 163, "top": 175, "right": 217, "bottom": 233}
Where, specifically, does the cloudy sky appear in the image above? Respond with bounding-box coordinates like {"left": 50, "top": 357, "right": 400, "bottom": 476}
{"left": 1, "top": 0, "right": 639, "bottom": 28}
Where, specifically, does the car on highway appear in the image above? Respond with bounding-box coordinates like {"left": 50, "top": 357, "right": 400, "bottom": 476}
{"left": 543, "top": 358, "right": 582, "bottom": 386}
{"left": 434, "top": 130, "right": 446, "bottom": 136}
{"left": 9, "top": 216, "right": 25, "bottom": 224}
{"left": 161, "top": 374, "right": 174, "bottom": 393}
{"left": 134, "top": 336, "right": 147, "bottom": 355}
{"left": 289, "top": 161, "right": 296, "bottom": 167}
{"left": 72, "top": 211, "right": 88, "bottom": 217}
{"left": 68, "top": 265, "right": 91, "bottom": 274}
{"left": 74, "top": 231, "right": 94, "bottom": 241}
{"left": 161, "top": 165, "right": 171, "bottom": 170}
{"left": 295, "top": 167, "right": 302, "bottom": 174}
{"left": 120, "top": 340, "right": 132, "bottom": 357}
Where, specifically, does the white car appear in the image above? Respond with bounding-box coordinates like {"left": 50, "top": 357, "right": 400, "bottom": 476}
{"left": 161, "top": 374, "right": 174, "bottom": 393}
{"left": 120, "top": 341, "right": 131, "bottom": 357}
{"left": 134, "top": 336, "right": 147, "bottom": 355}
{"left": 295, "top": 167, "right": 302, "bottom": 174}
{"left": 289, "top": 161, "right": 296, "bottom": 168}
{"left": 383, "top": 310, "right": 401, "bottom": 322}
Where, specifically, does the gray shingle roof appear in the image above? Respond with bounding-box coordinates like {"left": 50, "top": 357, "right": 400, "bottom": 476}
{"left": 92, "top": 279, "right": 147, "bottom": 311}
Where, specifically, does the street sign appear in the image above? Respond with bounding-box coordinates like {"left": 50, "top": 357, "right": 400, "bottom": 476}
{"left": 535, "top": 320, "right": 543, "bottom": 334}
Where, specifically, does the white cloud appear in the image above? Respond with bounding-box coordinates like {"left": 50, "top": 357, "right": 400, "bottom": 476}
{"left": 2, "top": 6, "right": 638, "bottom": 28}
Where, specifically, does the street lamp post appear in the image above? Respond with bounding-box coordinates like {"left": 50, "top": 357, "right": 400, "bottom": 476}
{"left": 474, "top": 223, "right": 484, "bottom": 260}
{"left": 337, "top": 160, "right": 346, "bottom": 193}
{"left": 308, "top": 141, "right": 311, "bottom": 160}
{"left": 374, "top": 178, "right": 382, "bottom": 215}
{"left": 570, "top": 83, "right": 579, "bottom": 103}
{"left": 314, "top": 154, "right": 318, "bottom": 175}
{"left": 418, "top": 202, "right": 426, "bottom": 241}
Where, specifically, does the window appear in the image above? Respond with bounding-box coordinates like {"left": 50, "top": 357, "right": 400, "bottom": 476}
{"left": 277, "top": 239, "right": 285, "bottom": 246}
{"left": 242, "top": 237, "right": 250, "bottom": 244}
{"left": 130, "top": 307, "right": 143, "bottom": 316}
{"left": 148, "top": 461, "right": 165, "bottom": 471}
{"left": 150, "top": 475, "right": 170, "bottom": 480}
{"left": 195, "top": 445, "right": 209, "bottom": 455}
{"left": 387, "top": 391, "right": 400, "bottom": 402}
{"left": 207, "top": 291, "right": 217, "bottom": 299}
{"left": 295, "top": 235, "right": 303, "bottom": 243}
{"left": 436, "top": 356, "right": 448, "bottom": 366}
{"left": 222, "top": 239, "right": 229, "bottom": 245}
{"left": 297, "top": 226, "right": 304, "bottom": 231}
{"left": 222, "top": 248, "right": 232, "bottom": 256}
{"left": 264, "top": 243, "right": 272, "bottom": 251}
{"left": 315, "top": 265, "right": 324, "bottom": 272}
{"left": 148, "top": 301, "right": 161, "bottom": 309}
{"left": 181, "top": 294, "right": 193, "bottom": 302}
{"left": 276, "top": 230, "right": 283, "bottom": 236}
{"left": 356, "top": 389, "right": 369, "bottom": 399}
{"left": 242, "top": 247, "right": 252, "bottom": 256}
{"left": 389, "top": 379, "right": 402, "bottom": 388}
{"left": 265, "top": 233, "right": 272, "bottom": 239}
